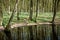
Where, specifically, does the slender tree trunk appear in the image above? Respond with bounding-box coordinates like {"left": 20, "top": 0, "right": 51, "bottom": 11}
{"left": 16, "top": 0, "right": 20, "bottom": 21}
{"left": 3, "top": 0, "right": 12, "bottom": 40}
{"left": 35, "top": 0, "right": 38, "bottom": 22}
{"left": 51, "top": 1, "right": 59, "bottom": 40}
{"left": 57, "top": 0, "right": 60, "bottom": 7}
{"left": 29, "top": 0, "right": 33, "bottom": 21}
{"left": 42, "top": 0, "right": 44, "bottom": 13}
{"left": 4, "top": 0, "right": 19, "bottom": 40}
{"left": 17, "top": 11, "right": 20, "bottom": 20}
{"left": 8, "top": 0, "right": 10, "bottom": 14}
{"left": 0, "top": 0, "right": 3, "bottom": 26}
{"left": 52, "top": 0, "right": 57, "bottom": 23}
{"left": 56, "top": 0, "right": 60, "bottom": 11}
{"left": 51, "top": 0, "right": 60, "bottom": 23}
{"left": 6, "top": 0, "right": 19, "bottom": 29}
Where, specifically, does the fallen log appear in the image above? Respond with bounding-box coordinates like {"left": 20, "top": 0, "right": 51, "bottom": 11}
{"left": 0, "top": 22, "right": 60, "bottom": 30}
{"left": 10, "top": 22, "right": 60, "bottom": 28}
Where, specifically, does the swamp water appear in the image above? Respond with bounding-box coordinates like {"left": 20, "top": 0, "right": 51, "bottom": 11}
{"left": 0, "top": 24, "right": 60, "bottom": 40}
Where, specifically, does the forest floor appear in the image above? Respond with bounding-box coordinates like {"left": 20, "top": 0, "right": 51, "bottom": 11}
{"left": 3, "top": 12, "right": 60, "bottom": 26}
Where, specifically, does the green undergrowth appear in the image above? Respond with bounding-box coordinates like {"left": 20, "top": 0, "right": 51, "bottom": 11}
{"left": 3, "top": 12, "right": 60, "bottom": 26}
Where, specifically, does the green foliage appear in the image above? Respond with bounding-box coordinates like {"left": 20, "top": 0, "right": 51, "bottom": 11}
{"left": 3, "top": 12, "right": 60, "bottom": 26}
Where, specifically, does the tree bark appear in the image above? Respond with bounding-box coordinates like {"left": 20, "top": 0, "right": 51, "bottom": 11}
{"left": 35, "top": 0, "right": 38, "bottom": 22}
{"left": 0, "top": 0, "right": 3, "bottom": 26}
{"left": 52, "top": 0, "right": 58, "bottom": 23}
{"left": 29, "top": 0, "right": 33, "bottom": 21}
{"left": 4, "top": 0, "right": 19, "bottom": 40}
{"left": 16, "top": 0, "right": 20, "bottom": 21}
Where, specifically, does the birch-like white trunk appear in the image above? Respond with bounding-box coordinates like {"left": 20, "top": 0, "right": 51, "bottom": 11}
{"left": 15, "top": 0, "right": 20, "bottom": 13}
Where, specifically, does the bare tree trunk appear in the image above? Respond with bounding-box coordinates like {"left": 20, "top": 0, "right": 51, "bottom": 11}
{"left": 17, "top": 11, "right": 20, "bottom": 20}
{"left": 42, "top": 0, "right": 45, "bottom": 13}
{"left": 29, "top": 0, "right": 33, "bottom": 21}
{"left": 8, "top": 0, "right": 10, "bottom": 14}
{"left": 52, "top": 0, "right": 60, "bottom": 23}
{"left": 0, "top": 0, "right": 3, "bottom": 26}
{"left": 22, "top": 0, "right": 25, "bottom": 12}
{"left": 4, "top": 0, "right": 19, "bottom": 40}
{"left": 35, "top": 0, "right": 38, "bottom": 22}
{"left": 56, "top": 0, "right": 60, "bottom": 11}
{"left": 15, "top": 0, "right": 20, "bottom": 21}
{"left": 6, "top": 0, "right": 19, "bottom": 29}
{"left": 52, "top": 0, "right": 58, "bottom": 23}
{"left": 57, "top": 0, "right": 60, "bottom": 8}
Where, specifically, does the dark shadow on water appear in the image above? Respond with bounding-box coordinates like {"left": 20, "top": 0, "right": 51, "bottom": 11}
{"left": 51, "top": 23, "right": 58, "bottom": 40}
{"left": 0, "top": 24, "right": 60, "bottom": 40}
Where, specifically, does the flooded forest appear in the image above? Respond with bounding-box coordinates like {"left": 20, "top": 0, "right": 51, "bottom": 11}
{"left": 0, "top": 0, "right": 60, "bottom": 40}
